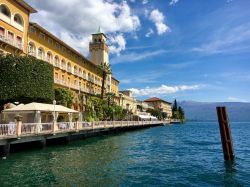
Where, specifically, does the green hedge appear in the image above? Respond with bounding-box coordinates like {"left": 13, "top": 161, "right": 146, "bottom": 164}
{"left": 0, "top": 55, "right": 54, "bottom": 106}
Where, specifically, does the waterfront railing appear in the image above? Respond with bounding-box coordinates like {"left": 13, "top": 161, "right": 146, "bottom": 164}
{"left": 0, "top": 120, "right": 169, "bottom": 139}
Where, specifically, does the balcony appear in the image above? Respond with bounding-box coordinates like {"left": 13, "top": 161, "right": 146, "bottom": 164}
{"left": 54, "top": 78, "right": 61, "bottom": 84}
{"left": 82, "top": 74, "right": 87, "bottom": 80}
{"left": 67, "top": 67, "right": 72, "bottom": 73}
{"left": 54, "top": 62, "right": 60, "bottom": 68}
{"left": 73, "top": 70, "right": 78, "bottom": 76}
{"left": 0, "top": 35, "right": 23, "bottom": 51}
{"left": 28, "top": 51, "right": 36, "bottom": 57}
{"left": 61, "top": 65, "right": 66, "bottom": 71}
{"left": 71, "top": 84, "right": 79, "bottom": 90}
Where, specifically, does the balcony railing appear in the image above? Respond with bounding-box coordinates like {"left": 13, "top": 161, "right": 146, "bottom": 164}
{"left": 74, "top": 70, "right": 78, "bottom": 76}
{"left": 28, "top": 51, "right": 36, "bottom": 57}
{"left": 0, "top": 35, "right": 24, "bottom": 50}
{"left": 61, "top": 65, "right": 66, "bottom": 71}
{"left": 53, "top": 61, "right": 59, "bottom": 68}
{"left": 67, "top": 67, "right": 72, "bottom": 73}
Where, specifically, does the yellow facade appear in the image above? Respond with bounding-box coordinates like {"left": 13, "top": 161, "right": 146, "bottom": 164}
{"left": 28, "top": 23, "right": 103, "bottom": 103}
{"left": 0, "top": 0, "right": 120, "bottom": 111}
{"left": 0, "top": 0, "right": 36, "bottom": 55}
{"left": 119, "top": 91, "right": 137, "bottom": 114}
{"left": 144, "top": 97, "right": 172, "bottom": 118}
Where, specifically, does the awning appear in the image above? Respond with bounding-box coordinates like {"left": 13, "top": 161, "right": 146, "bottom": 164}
{"left": 137, "top": 115, "right": 158, "bottom": 120}
{"left": 2, "top": 102, "right": 78, "bottom": 113}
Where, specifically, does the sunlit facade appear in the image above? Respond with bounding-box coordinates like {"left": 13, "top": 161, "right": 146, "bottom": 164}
{"left": 0, "top": 0, "right": 120, "bottom": 111}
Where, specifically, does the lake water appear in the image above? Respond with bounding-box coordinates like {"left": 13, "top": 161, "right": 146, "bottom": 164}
{"left": 0, "top": 122, "right": 250, "bottom": 186}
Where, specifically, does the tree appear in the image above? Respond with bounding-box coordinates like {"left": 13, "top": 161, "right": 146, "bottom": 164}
{"left": 55, "top": 88, "right": 74, "bottom": 108}
{"left": 0, "top": 54, "right": 54, "bottom": 110}
{"left": 178, "top": 106, "right": 185, "bottom": 121}
{"left": 162, "top": 112, "right": 168, "bottom": 120}
{"left": 172, "top": 99, "right": 178, "bottom": 112}
{"left": 146, "top": 108, "right": 163, "bottom": 120}
{"left": 98, "top": 63, "right": 112, "bottom": 99}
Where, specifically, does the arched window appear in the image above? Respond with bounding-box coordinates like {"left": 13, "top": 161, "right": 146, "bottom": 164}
{"left": 61, "top": 59, "right": 66, "bottom": 70}
{"left": 83, "top": 71, "right": 86, "bottom": 79}
{"left": 67, "top": 62, "right": 71, "bottom": 72}
{"left": 88, "top": 73, "right": 91, "bottom": 81}
{"left": 46, "top": 52, "right": 52, "bottom": 63}
{"left": 38, "top": 47, "right": 44, "bottom": 59}
{"left": 14, "top": 14, "right": 24, "bottom": 26}
{"left": 0, "top": 4, "right": 11, "bottom": 18}
{"left": 79, "top": 68, "right": 82, "bottom": 77}
{"left": 54, "top": 56, "right": 59, "bottom": 67}
{"left": 28, "top": 42, "right": 36, "bottom": 56}
{"left": 74, "top": 65, "right": 78, "bottom": 75}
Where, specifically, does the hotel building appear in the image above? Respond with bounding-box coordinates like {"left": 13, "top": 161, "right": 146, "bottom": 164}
{"left": 144, "top": 97, "right": 172, "bottom": 118}
{"left": 0, "top": 0, "right": 120, "bottom": 111}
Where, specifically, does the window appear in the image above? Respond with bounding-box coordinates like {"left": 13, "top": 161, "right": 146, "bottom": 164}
{"left": 14, "top": 14, "right": 24, "bottom": 26}
{"left": 62, "top": 75, "right": 65, "bottom": 81}
{"left": 61, "top": 59, "right": 66, "bottom": 69}
{"left": 47, "top": 52, "right": 52, "bottom": 63}
{"left": 54, "top": 56, "right": 59, "bottom": 66}
{"left": 55, "top": 72, "right": 59, "bottom": 79}
{"left": 0, "top": 27, "right": 5, "bottom": 36}
{"left": 38, "top": 47, "right": 44, "bottom": 59}
{"left": 55, "top": 42, "right": 60, "bottom": 49}
{"left": 16, "top": 36, "right": 22, "bottom": 44}
{"left": 74, "top": 66, "right": 78, "bottom": 74}
{"left": 39, "top": 33, "right": 45, "bottom": 40}
{"left": 8, "top": 31, "right": 13, "bottom": 40}
{"left": 28, "top": 42, "right": 36, "bottom": 55}
{"left": 0, "top": 4, "right": 11, "bottom": 18}
{"left": 48, "top": 38, "right": 53, "bottom": 45}
{"left": 67, "top": 62, "right": 71, "bottom": 72}
{"left": 29, "top": 26, "right": 36, "bottom": 34}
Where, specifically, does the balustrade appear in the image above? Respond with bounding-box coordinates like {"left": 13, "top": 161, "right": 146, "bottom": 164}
{"left": 0, "top": 120, "right": 164, "bottom": 138}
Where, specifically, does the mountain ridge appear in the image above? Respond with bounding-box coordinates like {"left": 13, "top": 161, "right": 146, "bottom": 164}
{"left": 178, "top": 101, "right": 250, "bottom": 122}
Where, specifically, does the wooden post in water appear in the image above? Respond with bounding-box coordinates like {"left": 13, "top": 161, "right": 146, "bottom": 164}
{"left": 216, "top": 106, "right": 234, "bottom": 161}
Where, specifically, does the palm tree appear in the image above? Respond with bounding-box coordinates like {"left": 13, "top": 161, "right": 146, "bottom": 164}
{"left": 98, "top": 62, "right": 112, "bottom": 99}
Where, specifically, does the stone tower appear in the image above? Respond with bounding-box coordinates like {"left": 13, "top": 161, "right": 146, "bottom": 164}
{"left": 89, "top": 27, "right": 109, "bottom": 66}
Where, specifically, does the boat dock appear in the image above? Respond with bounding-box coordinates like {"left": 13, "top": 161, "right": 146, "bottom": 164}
{"left": 0, "top": 120, "right": 169, "bottom": 156}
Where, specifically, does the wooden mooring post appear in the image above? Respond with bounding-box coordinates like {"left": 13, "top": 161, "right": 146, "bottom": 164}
{"left": 216, "top": 106, "right": 234, "bottom": 161}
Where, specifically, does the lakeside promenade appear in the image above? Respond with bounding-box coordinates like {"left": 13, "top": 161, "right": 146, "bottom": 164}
{"left": 0, "top": 120, "right": 170, "bottom": 156}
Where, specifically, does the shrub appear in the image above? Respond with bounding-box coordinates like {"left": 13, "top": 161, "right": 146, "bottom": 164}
{"left": 0, "top": 55, "right": 54, "bottom": 107}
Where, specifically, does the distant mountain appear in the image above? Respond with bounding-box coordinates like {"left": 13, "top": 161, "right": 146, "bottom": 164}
{"left": 179, "top": 101, "right": 250, "bottom": 122}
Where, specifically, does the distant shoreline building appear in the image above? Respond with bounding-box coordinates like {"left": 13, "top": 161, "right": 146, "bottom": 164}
{"left": 0, "top": 0, "right": 119, "bottom": 111}
{"left": 144, "top": 97, "right": 172, "bottom": 118}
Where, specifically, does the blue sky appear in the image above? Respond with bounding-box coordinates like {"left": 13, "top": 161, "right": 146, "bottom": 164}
{"left": 27, "top": 0, "right": 250, "bottom": 102}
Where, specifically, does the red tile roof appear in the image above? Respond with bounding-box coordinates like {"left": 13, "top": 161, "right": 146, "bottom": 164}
{"left": 144, "top": 97, "right": 172, "bottom": 104}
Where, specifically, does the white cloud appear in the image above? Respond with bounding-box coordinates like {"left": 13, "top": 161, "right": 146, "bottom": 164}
{"left": 169, "top": 0, "right": 179, "bottom": 6}
{"left": 111, "top": 49, "right": 167, "bottom": 64}
{"left": 128, "top": 84, "right": 201, "bottom": 97}
{"left": 227, "top": 97, "right": 248, "bottom": 102}
{"left": 142, "top": 0, "right": 148, "bottom": 5}
{"left": 108, "top": 34, "right": 126, "bottom": 56}
{"left": 149, "top": 9, "right": 170, "bottom": 35}
{"left": 27, "top": 0, "right": 140, "bottom": 56}
{"left": 192, "top": 23, "right": 250, "bottom": 55}
{"left": 145, "top": 28, "right": 154, "bottom": 37}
